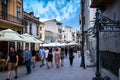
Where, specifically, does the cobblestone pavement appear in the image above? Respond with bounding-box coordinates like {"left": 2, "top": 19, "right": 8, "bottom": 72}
{"left": 0, "top": 53, "right": 95, "bottom": 80}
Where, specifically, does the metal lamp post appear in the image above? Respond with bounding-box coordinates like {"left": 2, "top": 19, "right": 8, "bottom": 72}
{"left": 92, "top": 9, "right": 104, "bottom": 80}
{"left": 93, "top": 8, "right": 120, "bottom": 80}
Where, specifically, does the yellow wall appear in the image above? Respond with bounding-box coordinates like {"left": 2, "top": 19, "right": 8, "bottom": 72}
{"left": 8, "top": 0, "right": 22, "bottom": 18}
{"left": 8, "top": 0, "right": 16, "bottom": 16}
{"left": 0, "top": 0, "right": 22, "bottom": 18}
{"left": 40, "top": 23, "right": 45, "bottom": 42}
{"left": 0, "top": 0, "right": 23, "bottom": 32}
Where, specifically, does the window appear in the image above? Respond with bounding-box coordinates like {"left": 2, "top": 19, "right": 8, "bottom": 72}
{"left": 2, "top": 0, "right": 8, "bottom": 19}
{"left": 2, "top": 0, "right": 7, "bottom": 4}
{"left": 25, "top": 26, "right": 27, "bottom": 33}
{"left": 29, "top": 23, "right": 32, "bottom": 35}
{"left": 17, "top": 6, "right": 21, "bottom": 18}
{"left": 40, "top": 34, "right": 42, "bottom": 39}
{"left": 40, "top": 27, "right": 42, "bottom": 31}
{"left": 36, "top": 25, "right": 39, "bottom": 35}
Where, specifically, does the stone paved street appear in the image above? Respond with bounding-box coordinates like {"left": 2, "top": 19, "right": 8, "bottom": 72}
{"left": 0, "top": 53, "right": 95, "bottom": 80}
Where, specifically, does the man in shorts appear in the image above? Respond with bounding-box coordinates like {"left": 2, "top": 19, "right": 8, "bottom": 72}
{"left": 6, "top": 46, "right": 18, "bottom": 80}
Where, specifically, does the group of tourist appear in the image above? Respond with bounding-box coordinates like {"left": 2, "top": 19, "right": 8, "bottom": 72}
{"left": 5, "top": 45, "right": 76, "bottom": 80}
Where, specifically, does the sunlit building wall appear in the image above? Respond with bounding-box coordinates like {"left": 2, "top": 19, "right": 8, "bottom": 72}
{"left": 40, "top": 23, "right": 45, "bottom": 42}
{"left": 43, "top": 19, "right": 62, "bottom": 43}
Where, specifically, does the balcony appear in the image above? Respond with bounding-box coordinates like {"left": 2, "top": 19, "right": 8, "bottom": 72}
{"left": 91, "top": 0, "right": 114, "bottom": 9}
{"left": 0, "top": 11, "right": 23, "bottom": 27}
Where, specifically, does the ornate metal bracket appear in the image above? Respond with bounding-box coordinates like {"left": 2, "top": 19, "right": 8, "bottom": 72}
{"left": 98, "top": 14, "right": 120, "bottom": 32}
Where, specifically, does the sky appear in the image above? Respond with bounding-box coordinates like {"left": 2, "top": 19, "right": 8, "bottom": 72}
{"left": 23, "top": 0, "right": 81, "bottom": 29}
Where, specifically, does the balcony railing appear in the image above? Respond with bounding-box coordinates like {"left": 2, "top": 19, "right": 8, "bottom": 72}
{"left": 0, "top": 11, "right": 23, "bottom": 25}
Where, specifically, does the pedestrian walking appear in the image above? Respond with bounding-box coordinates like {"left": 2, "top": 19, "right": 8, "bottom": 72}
{"left": 39, "top": 46, "right": 45, "bottom": 68}
{"left": 23, "top": 46, "right": 32, "bottom": 74}
{"left": 51, "top": 47, "right": 54, "bottom": 67}
{"left": 69, "top": 47, "right": 74, "bottom": 66}
{"left": 6, "top": 46, "right": 18, "bottom": 80}
{"left": 46, "top": 49, "right": 53, "bottom": 69}
{"left": 54, "top": 48, "right": 60, "bottom": 68}
{"left": 65, "top": 47, "right": 68, "bottom": 57}
{"left": 31, "top": 47, "right": 36, "bottom": 68}
{"left": 60, "top": 48, "right": 65, "bottom": 66}
{"left": 44, "top": 47, "right": 49, "bottom": 67}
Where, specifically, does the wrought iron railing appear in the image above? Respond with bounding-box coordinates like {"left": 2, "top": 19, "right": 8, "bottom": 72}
{"left": 0, "top": 11, "right": 23, "bottom": 25}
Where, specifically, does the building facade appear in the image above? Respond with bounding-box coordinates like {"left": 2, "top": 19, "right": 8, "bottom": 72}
{"left": 0, "top": 0, "right": 23, "bottom": 32}
{"left": 0, "top": 0, "right": 24, "bottom": 51}
{"left": 91, "top": 0, "right": 120, "bottom": 79}
{"left": 23, "top": 11, "right": 40, "bottom": 38}
{"left": 45, "top": 30, "right": 57, "bottom": 43}
{"left": 62, "top": 26, "right": 78, "bottom": 43}
{"left": 23, "top": 11, "right": 41, "bottom": 50}
{"left": 43, "top": 19, "right": 62, "bottom": 43}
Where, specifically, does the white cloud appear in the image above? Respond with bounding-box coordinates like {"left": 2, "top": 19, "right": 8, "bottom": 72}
{"left": 24, "top": 0, "right": 80, "bottom": 22}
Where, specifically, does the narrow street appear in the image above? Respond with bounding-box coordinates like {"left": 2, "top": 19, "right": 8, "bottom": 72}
{"left": 0, "top": 53, "right": 95, "bottom": 80}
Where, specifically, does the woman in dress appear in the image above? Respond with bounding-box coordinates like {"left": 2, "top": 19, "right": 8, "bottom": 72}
{"left": 46, "top": 49, "right": 53, "bottom": 69}
{"left": 54, "top": 48, "right": 60, "bottom": 68}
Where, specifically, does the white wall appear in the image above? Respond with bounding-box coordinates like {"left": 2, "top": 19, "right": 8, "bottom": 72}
{"left": 44, "top": 20, "right": 59, "bottom": 34}
{"left": 62, "top": 26, "right": 79, "bottom": 42}
{"left": 84, "top": 0, "right": 90, "bottom": 31}
{"left": 43, "top": 20, "right": 61, "bottom": 42}
{"left": 32, "top": 23, "right": 37, "bottom": 36}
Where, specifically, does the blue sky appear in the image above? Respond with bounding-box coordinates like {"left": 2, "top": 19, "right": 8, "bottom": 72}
{"left": 23, "top": 0, "right": 80, "bottom": 29}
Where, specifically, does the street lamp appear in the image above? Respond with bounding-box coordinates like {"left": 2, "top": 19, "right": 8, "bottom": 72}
{"left": 93, "top": 8, "right": 120, "bottom": 80}
{"left": 92, "top": 9, "right": 104, "bottom": 80}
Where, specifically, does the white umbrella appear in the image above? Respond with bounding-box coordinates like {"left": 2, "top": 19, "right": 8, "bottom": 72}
{"left": 66, "top": 42, "right": 79, "bottom": 46}
{"left": 59, "top": 43, "right": 66, "bottom": 46}
{"left": 0, "top": 29, "right": 24, "bottom": 42}
{"left": 42, "top": 43, "right": 50, "bottom": 47}
{"left": 0, "top": 29, "right": 25, "bottom": 54}
{"left": 22, "top": 33, "right": 42, "bottom": 50}
{"left": 21, "top": 33, "right": 36, "bottom": 43}
{"left": 32, "top": 37, "right": 43, "bottom": 43}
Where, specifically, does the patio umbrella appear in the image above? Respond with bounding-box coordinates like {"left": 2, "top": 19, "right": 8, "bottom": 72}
{"left": 21, "top": 33, "right": 36, "bottom": 43}
{"left": 0, "top": 29, "right": 24, "bottom": 42}
{"left": 21, "top": 33, "right": 42, "bottom": 50}
{"left": 41, "top": 43, "right": 50, "bottom": 47}
{"left": 0, "top": 29, "right": 25, "bottom": 54}
{"left": 66, "top": 42, "right": 79, "bottom": 46}
{"left": 21, "top": 33, "right": 42, "bottom": 43}
{"left": 32, "top": 37, "right": 43, "bottom": 43}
